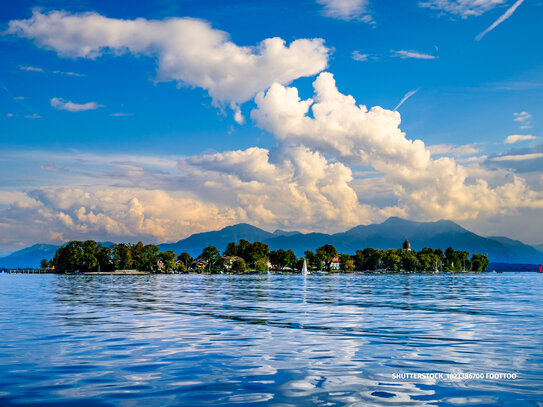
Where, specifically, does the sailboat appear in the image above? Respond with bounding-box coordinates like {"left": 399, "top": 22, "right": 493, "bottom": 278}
{"left": 302, "top": 258, "right": 309, "bottom": 275}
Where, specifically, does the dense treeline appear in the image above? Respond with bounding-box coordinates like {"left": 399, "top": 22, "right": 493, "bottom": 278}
{"left": 42, "top": 239, "right": 489, "bottom": 273}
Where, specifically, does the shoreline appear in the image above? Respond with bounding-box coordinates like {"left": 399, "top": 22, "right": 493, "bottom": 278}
{"left": 1, "top": 269, "right": 527, "bottom": 275}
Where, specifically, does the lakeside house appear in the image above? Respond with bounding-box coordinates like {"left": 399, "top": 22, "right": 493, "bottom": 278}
{"left": 330, "top": 257, "right": 341, "bottom": 270}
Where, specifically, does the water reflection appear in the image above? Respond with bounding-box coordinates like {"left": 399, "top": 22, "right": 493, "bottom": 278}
{"left": 0, "top": 273, "right": 542, "bottom": 405}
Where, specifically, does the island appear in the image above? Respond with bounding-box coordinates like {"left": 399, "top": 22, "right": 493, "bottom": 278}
{"left": 40, "top": 239, "right": 489, "bottom": 274}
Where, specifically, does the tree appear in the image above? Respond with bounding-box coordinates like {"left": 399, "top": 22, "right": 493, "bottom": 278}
{"left": 224, "top": 242, "right": 237, "bottom": 257}
{"left": 316, "top": 244, "right": 338, "bottom": 271}
{"left": 200, "top": 245, "right": 220, "bottom": 272}
{"left": 51, "top": 241, "right": 85, "bottom": 273}
{"left": 417, "top": 248, "right": 438, "bottom": 271}
{"left": 361, "top": 248, "right": 382, "bottom": 271}
{"left": 304, "top": 250, "right": 323, "bottom": 270}
{"left": 434, "top": 248, "right": 444, "bottom": 270}
{"left": 130, "top": 242, "right": 146, "bottom": 270}
{"left": 353, "top": 250, "right": 365, "bottom": 271}
{"left": 141, "top": 244, "right": 160, "bottom": 271}
{"left": 237, "top": 239, "right": 251, "bottom": 261}
{"left": 402, "top": 250, "right": 421, "bottom": 271}
{"left": 50, "top": 240, "right": 108, "bottom": 272}
{"left": 113, "top": 243, "right": 133, "bottom": 270}
{"left": 40, "top": 258, "right": 49, "bottom": 269}
{"left": 254, "top": 258, "right": 269, "bottom": 273}
{"left": 231, "top": 258, "right": 247, "bottom": 273}
{"left": 247, "top": 241, "right": 269, "bottom": 267}
{"left": 339, "top": 253, "right": 354, "bottom": 272}
{"left": 383, "top": 249, "right": 402, "bottom": 271}
{"left": 177, "top": 252, "right": 193, "bottom": 270}
{"left": 270, "top": 249, "right": 297, "bottom": 270}
{"left": 471, "top": 253, "right": 489, "bottom": 272}
{"left": 158, "top": 250, "right": 177, "bottom": 272}
{"left": 95, "top": 244, "right": 113, "bottom": 272}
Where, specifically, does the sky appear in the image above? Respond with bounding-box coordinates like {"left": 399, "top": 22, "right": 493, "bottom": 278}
{"left": 1, "top": 0, "right": 542, "bottom": 254}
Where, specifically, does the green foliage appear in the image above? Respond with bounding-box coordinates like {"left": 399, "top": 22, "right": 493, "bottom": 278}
{"left": 361, "top": 248, "right": 382, "bottom": 271}
{"left": 113, "top": 243, "right": 132, "bottom": 270}
{"left": 50, "top": 240, "right": 108, "bottom": 273}
{"left": 304, "top": 250, "right": 323, "bottom": 270}
{"left": 402, "top": 250, "right": 420, "bottom": 271}
{"left": 270, "top": 249, "right": 297, "bottom": 270}
{"left": 353, "top": 250, "right": 364, "bottom": 271}
{"left": 254, "top": 258, "right": 269, "bottom": 273}
{"left": 224, "top": 242, "right": 237, "bottom": 257}
{"left": 339, "top": 253, "right": 354, "bottom": 272}
{"left": 383, "top": 249, "right": 402, "bottom": 271}
{"left": 316, "top": 244, "right": 338, "bottom": 271}
{"left": 222, "top": 239, "right": 269, "bottom": 269}
{"left": 177, "top": 252, "right": 193, "bottom": 270}
{"left": 46, "top": 237, "right": 487, "bottom": 275}
{"left": 200, "top": 245, "right": 221, "bottom": 272}
{"left": 471, "top": 253, "right": 489, "bottom": 272}
{"left": 158, "top": 250, "right": 177, "bottom": 272}
{"left": 231, "top": 258, "right": 247, "bottom": 273}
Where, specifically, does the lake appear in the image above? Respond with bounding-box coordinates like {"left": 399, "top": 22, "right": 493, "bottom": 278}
{"left": 0, "top": 273, "right": 542, "bottom": 406}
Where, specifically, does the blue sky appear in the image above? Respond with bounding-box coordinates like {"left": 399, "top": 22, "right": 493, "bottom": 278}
{"left": 1, "top": 0, "right": 542, "bottom": 254}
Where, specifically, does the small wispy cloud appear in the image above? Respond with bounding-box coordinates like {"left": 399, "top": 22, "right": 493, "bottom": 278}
{"left": 13, "top": 96, "right": 24, "bottom": 100}
{"left": 504, "top": 134, "right": 536, "bottom": 144}
{"left": 51, "top": 97, "right": 103, "bottom": 112}
{"left": 351, "top": 51, "right": 369, "bottom": 61}
{"left": 491, "top": 152, "right": 543, "bottom": 161}
{"left": 52, "top": 70, "right": 84, "bottom": 77}
{"left": 513, "top": 111, "right": 531, "bottom": 122}
{"left": 19, "top": 64, "right": 84, "bottom": 77}
{"left": 6, "top": 113, "right": 14, "bottom": 118}
{"left": 19, "top": 65, "right": 43, "bottom": 72}
{"left": 429, "top": 143, "right": 481, "bottom": 157}
{"left": 418, "top": 0, "right": 504, "bottom": 18}
{"left": 392, "top": 50, "right": 437, "bottom": 59}
{"left": 110, "top": 112, "right": 133, "bottom": 117}
{"left": 40, "top": 163, "right": 67, "bottom": 172}
{"left": 475, "top": 0, "right": 525, "bottom": 41}
{"left": 394, "top": 88, "right": 420, "bottom": 111}
{"left": 317, "top": 0, "right": 372, "bottom": 22}
{"left": 24, "top": 113, "right": 42, "bottom": 119}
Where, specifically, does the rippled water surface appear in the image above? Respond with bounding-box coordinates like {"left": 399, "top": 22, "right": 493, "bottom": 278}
{"left": 0, "top": 273, "right": 542, "bottom": 406}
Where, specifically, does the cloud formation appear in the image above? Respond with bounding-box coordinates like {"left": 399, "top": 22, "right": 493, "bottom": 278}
{"left": 392, "top": 50, "right": 437, "bottom": 59}
{"left": 419, "top": 0, "right": 504, "bottom": 17}
{"left": 7, "top": 10, "right": 329, "bottom": 107}
{"left": 50, "top": 97, "right": 103, "bottom": 112}
{"left": 351, "top": 51, "right": 369, "bottom": 61}
{"left": 475, "top": 0, "right": 524, "bottom": 41}
{"left": 317, "top": 0, "right": 371, "bottom": 21}
{"left": 394, "top": 88, "right": 419, "bottom": 111}
{"left": 251, "top": 72, "right": 543, "bottom": 220}
{"left": 0, "top": 187, "right": 237, "bottom": 249}
{"left": 504, "top": 134, "right": 536, "bottom": 144}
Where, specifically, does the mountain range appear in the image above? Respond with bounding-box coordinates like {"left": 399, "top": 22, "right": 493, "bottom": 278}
{"left": 1, "top": 217, "right": 542, "bottom": 268}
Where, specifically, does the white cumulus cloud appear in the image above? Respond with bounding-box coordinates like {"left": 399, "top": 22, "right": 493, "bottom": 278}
{"left": 7, "top": 10, "right": 330, "bottom": 107}
{"left": 251, "top": 72, "right": 543, "bottom": 220}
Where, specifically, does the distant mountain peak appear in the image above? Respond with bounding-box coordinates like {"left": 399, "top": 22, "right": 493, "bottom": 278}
{"left": 273, "top": 229, "right": 302, "bottom": 237}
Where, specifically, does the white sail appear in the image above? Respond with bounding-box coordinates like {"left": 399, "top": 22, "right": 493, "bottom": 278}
{"left": 302, "top": 259, "right": 308, "bottom": 275}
